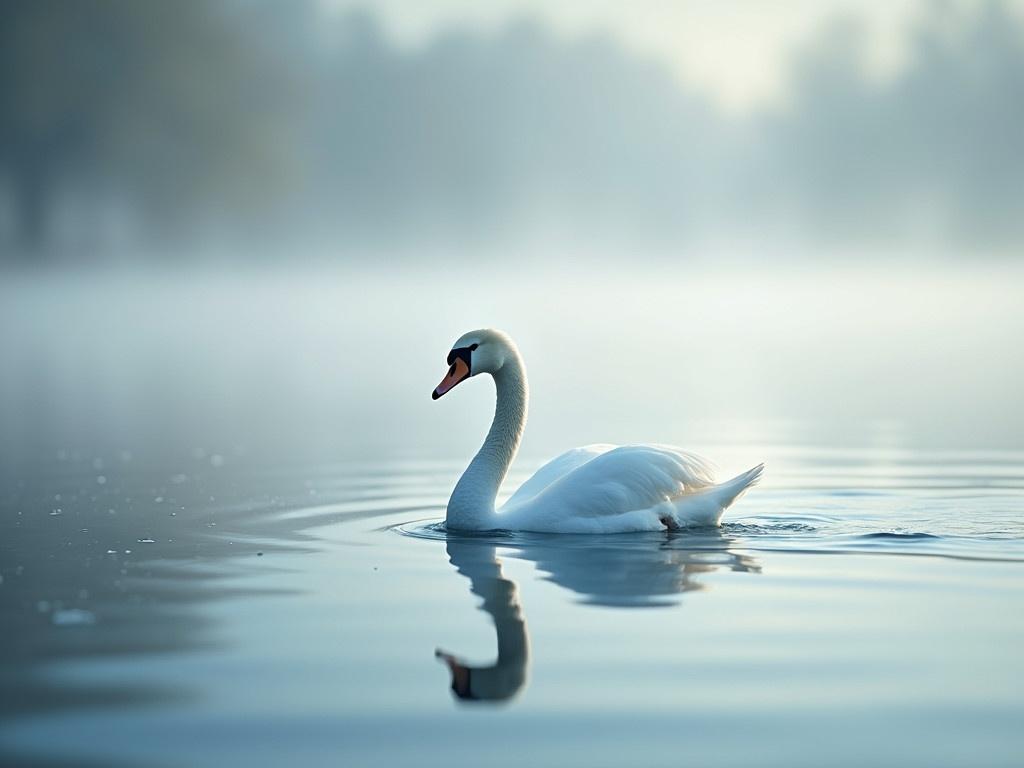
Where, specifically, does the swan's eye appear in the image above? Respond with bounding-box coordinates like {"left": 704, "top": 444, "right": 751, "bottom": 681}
{"left": 469, "top": 343, "right": 479, "bottom": 351}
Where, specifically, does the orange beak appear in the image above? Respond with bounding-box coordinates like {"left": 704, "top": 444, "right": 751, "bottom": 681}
{"left": 433, "top": 357, "right": 470, "bottom": 399}
{"left": 436, "top": 649, "right": 472, "bottom": 699}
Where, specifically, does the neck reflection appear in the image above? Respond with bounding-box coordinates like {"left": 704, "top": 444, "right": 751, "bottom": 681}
{"left": 436, "top": 540, "right": 529, "bottom": 703}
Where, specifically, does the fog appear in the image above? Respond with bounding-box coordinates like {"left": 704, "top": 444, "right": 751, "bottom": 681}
{"left": 2, "top": 263, "right": 1021, "bottom": 476}
{"left": 1, "top": 1, "right": 1022, "bottom": 465}
{"left": 1, "top": 1, "right": 1023, "bottom": 259}
{"left": 2, "top": 9, "right": 1023, "bottom": 763}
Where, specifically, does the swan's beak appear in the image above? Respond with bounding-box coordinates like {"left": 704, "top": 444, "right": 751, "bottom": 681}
{"left": 433, "top": 357, "right": 470, "bottom": 399}
{"left": 436, "top": 649, "right": 473, "bottom": 699}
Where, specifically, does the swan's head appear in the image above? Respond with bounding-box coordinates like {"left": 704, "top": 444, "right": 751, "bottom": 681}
{"left": 435, "top": 650, "right": 475, "bottom": 700}
{"left": 432, "top": 328, "right": 514, "bottom": 400}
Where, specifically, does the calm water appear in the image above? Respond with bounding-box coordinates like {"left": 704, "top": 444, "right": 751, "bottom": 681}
{"left": 1, "top": 267, "right": 1023, "bottom": 766}
{"left": 2, "top": 443, "right": 1023, "bottom": 767}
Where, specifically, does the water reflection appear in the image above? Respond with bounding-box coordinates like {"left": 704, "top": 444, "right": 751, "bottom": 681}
{"left": 436, "top": 530, "right": 760, "bottom": 702}
{"left": 436, "top": 541, "right": 530, "bottom": 703}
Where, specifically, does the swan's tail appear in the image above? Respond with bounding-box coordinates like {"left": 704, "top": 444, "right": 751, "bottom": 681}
{"left": 664, "top": 463, "right": 764, "bottom": 528}
{"left": 713, "top": 463, "right": 764, "bottom": 510}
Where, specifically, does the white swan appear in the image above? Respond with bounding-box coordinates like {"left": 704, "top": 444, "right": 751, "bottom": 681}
{"left": 432, "top": 329, "right": 763, "bottom": 534}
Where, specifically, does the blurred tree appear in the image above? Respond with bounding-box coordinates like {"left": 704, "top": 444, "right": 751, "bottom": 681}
{"left": 769, "top": 0, "right": 1024, "bottom": 248}
{"left": 0, "top": 0, "right": 296, "bottom": 257}
{"left": 1, "top": 0, "right": 1021, "bottom": 259}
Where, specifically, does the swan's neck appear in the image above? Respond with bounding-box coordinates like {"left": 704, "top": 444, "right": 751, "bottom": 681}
{"left": 446, "top": 353, "right": 527, "bottom": 530}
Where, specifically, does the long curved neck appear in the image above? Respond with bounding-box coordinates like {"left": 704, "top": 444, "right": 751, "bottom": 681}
{"left": 446, "top": 351, "right": 528, "bottom": 530}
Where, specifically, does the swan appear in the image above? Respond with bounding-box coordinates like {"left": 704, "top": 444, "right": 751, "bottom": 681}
{"left": 432, "top": 329, "right": 763, "bottom": 533}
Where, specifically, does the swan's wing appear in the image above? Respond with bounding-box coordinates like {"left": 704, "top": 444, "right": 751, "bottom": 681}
{"left": 503, "top": 444, "right": 616, "bottom": 508}
{"left": 516, "top": 444, "right": 717, "bottom": 521}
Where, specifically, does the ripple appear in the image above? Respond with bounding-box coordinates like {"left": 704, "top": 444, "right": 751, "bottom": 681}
{"left": 393, "top": 517, "right": 823, "bottom": 545}
{"left": 723, "top": 521, "right": 819, "bottom": 535}
{"left": 392, "top": 519, "right": 518, "bottom": 544}
{"left": 391, "top": 519, "right": 446, "bottom": 540}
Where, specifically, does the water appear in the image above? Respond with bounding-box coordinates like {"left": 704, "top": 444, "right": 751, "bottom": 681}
{"left": 1, "top": 267, "right": 1023, "bottom": 766}
{"left": 1, "top": 443, "right": 1022, "bottom": 767}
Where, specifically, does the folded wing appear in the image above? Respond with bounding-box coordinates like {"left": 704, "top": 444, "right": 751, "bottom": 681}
{"left": 503, "top": 444, "right": 717, "bottom": 521}
{"left": 503, "top": 444, "right": 616, "bottom": 508}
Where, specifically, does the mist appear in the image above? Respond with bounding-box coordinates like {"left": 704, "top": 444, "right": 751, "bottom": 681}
{"left": 3, "top": 6, "right": 1024, "bottom": 767}
{"left": 2, "top": 0, "right": 1023, "bottom": 260}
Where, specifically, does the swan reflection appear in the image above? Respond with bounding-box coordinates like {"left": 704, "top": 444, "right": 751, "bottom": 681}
{"left": 436, "top": 530, "right": 760, "bottom": 702}
{"left": 436, "top": 541, "right": 529, "bottom": 702}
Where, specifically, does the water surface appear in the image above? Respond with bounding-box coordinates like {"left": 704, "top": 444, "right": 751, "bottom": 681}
{"left": 2, "top": 444, "right": 1022, "bottom": 767}
{"left": 2, "top": 267, "right": 1022, "bottom": 766}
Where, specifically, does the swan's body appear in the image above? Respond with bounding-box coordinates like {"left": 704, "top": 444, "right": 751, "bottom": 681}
{"left": 433, "top": 329, "right": 762, "bottom": 534}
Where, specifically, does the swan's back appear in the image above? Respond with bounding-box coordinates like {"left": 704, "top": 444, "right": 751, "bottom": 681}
{"left": 500, "top": 444, "right": 719, "bottom": 532}
{"left": 503, "top": 444, "right": 616, "bottom": 508}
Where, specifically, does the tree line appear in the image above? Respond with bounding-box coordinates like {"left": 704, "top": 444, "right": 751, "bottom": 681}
{"left": 1, "top": 0, "right": 1022, "bottom": 259}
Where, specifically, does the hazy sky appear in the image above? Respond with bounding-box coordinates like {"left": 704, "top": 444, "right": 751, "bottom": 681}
{"left": 323, "top": 0, "right": 1024, "bottom": 111}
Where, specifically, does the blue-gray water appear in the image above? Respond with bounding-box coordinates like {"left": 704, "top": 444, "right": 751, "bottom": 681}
{"left": 1, "top": 268, "right": 1023, "bottom": 766}
{"left": 2, "top": 446, "right": 1022, "bottom": 767}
